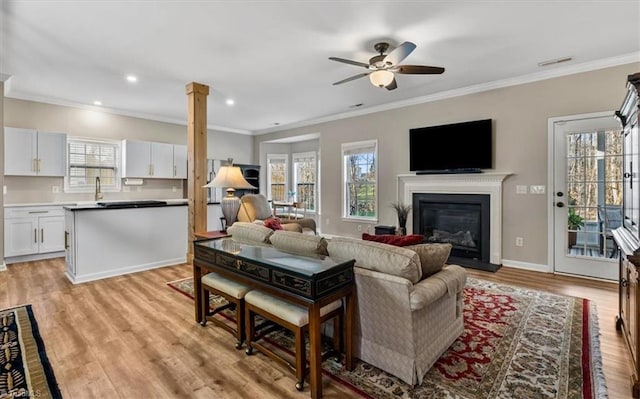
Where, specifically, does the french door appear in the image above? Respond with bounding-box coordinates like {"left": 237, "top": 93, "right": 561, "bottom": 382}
{"left": 551, "top": 112, "right": 622, "bottom": 280}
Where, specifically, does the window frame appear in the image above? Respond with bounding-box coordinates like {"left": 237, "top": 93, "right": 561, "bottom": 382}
{"left": 292, "top": 151, "right": 317, "bottom": 213}
{"left": 64, "top": 137, "right": 122, "bottom": 193}
{"left": 342, "top": 139, "right": 378, "bottom": 222}
{"left": 266, "top": 153, "right": 288, "bottom": 202}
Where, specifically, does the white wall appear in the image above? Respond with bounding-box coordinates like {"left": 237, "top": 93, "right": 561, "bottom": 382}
{"left": 3, "top": 98, "right": 254, "bottom": 204}
{"left": 253, "top": 63, "right": 640, "bottom": 267}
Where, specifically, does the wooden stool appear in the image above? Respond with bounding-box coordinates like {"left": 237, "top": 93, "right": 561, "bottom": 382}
{"left": 200, "top": 272, "right": 252, "bottom": 349}
{"left": 244, "top": 290, "right": 343, "bottom": 391}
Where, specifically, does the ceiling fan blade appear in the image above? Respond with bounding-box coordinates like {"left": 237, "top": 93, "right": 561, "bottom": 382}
{"left": 385, "top": 78, "right": 398, "bottom": 91}
{"left": 332, "top": 72, "right": 370, "bottom": 85}
{"left": 395, "top": 65, "right": 445, "bottom": 74}
{"left": 328, "top": 57, "right": 370, "bottom": 69}
{"left": 383, "top": 41, "right": 416, "bottom": 66}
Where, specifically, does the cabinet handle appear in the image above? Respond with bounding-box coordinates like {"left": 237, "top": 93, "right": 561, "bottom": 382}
{"left": 34, "top": 229, "right": 37, "bottom": 243}
{"left": 621, "top": 278, "right": 629, "bottom": 288}
{"left": 64, "top": 231, "right": 69, "bottom": 249}
{"left": 28, "top": 211, "right": 49, "bottom": 214}
{"left": 40, "top": 229, "right": 44, "bottom": 243}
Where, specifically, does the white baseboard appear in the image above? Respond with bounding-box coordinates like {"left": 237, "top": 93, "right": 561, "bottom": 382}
{"left": 501, "top": 259, "right": 552, "bottom": 273}
{"left": 5, "top": 251, "right": 65, "bottom": 265}
{"left": 66, "top": 258, "right": 185, "bottom": 284}
{"left": 0, "top": 262, "right": 6, "bottom": 271}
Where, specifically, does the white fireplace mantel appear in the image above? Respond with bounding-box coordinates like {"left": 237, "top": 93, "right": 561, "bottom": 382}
{"left": 397, "top": 172, "right": 511, "bottom": 265}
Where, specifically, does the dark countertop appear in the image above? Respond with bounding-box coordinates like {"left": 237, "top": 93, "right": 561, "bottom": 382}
{"left": 64, "top": 200, "right": 221, "bottom": 211}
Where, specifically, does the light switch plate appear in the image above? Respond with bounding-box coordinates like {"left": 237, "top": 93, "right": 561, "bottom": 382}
{"left": 530, "top": 185, "right": 546, "bottom": 194}
{"left": 516, "top": 185, "right": 528, "bottom": 194}
{"left": 2, "top": 185, "right": 6, "bottom": 195}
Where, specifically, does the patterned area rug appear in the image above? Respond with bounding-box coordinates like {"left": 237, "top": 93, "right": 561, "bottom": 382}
{"left": 167, "top": 277, "right": 607, "bottom": 399}
{"left": 0, "top": 304, "right": 61, "bottom": 399}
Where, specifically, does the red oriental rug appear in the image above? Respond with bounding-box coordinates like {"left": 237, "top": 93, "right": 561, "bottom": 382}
{"left": 167, "top": 277, "right": 606, "bottom": 399}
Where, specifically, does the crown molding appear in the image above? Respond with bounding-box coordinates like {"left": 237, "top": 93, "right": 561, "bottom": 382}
{"left": 5, "top": 92, "right": 253, "bottom": 135}
{"left": 255, "top": 52, "right": 640, "bottom": 135}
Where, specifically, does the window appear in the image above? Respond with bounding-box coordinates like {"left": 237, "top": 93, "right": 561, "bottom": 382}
{"left": 267, "top": 154, "right": 288, "bottom": 201}
{"left": 342, "top": 140, "right": 377, "bottom": 220}
{"left": 293, "top": 152, "right": 316, "bottom": 212}
{"left": 65, "top": 138, "right": 121, "bottom": 192}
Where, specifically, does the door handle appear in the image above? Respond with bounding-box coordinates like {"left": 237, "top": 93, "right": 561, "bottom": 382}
{"left": 34, "top": 229, "right": 37, "bottom": 243}
{"left": 40, "top": 228, "right": 44, "bottom": 243}
{"left": 556, "top": 202, "right": 565, "bottom": 208}
{"left": 64, "top": 231, "right": 69, "bottom": 249}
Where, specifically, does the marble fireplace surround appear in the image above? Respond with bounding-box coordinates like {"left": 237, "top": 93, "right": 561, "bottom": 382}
{"left": 397, "top": 172, "right": 511, "bottom": 265}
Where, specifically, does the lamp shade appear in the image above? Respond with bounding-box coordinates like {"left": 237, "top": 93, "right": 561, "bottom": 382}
{"left": 369, "top": 70, "right": 394, "bottom": 88}
{"left": 202, "top": 165, "right": 256, "bottom": 190}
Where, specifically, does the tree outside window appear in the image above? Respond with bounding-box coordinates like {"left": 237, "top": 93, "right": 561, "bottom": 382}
{"left": 342, "top": 140, "right": 377, "bottom": 220}
{"left": 293, "top": 152, "right": 316, "bottom": 211}
{"left": 267, "top": 154, "right": 287, "bottom": 201}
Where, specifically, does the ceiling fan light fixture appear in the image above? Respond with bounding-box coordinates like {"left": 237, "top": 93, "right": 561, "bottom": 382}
{"left": 369, "top": 70, "right": 394, "bottom": 88}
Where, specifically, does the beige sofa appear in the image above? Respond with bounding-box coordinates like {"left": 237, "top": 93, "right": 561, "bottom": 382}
{"left": 226, "top": 223, "right": 467, "bottom": 386}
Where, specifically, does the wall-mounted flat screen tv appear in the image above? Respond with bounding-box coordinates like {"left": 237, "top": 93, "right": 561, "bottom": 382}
{"left": 409, "top": 119, "right": 493, "bottom": 173}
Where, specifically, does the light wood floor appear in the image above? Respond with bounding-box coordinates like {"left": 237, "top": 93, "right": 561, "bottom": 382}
{"left": 0, "top": 259, "right": 633, "bottom": 398}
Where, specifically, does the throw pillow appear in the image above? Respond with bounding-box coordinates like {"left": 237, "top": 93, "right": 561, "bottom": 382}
{"left": 227, "top": 222, "right": 274, "bottom": 244}
{"left": 264, "top": 217, "right": 283, "bottom": 231}
{"left": 361, "top": 233, "right": 424, "bottom": 247}
{"left": 270, "top": 230, "right": 329, "bottom": 256}
{"left": 406, "top": 243, "right": 452, "bottom": 279}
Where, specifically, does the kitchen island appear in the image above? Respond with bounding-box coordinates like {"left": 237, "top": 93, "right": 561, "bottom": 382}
{"left": 63, "top": 201, "right": 222, "bottom": 283}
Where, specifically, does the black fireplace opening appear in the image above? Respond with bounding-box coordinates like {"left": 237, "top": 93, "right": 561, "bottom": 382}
{"left": 413, "top": 193, "right": 499, "bottom": 272}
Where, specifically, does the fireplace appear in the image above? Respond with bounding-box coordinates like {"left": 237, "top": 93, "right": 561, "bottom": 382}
{"left": 413, "top": 193, "right": 498, "bottom": 272}
{"left": 398, "top": 172, "right": 509, "bottom": 271}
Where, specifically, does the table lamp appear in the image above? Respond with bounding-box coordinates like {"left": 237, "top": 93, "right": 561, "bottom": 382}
{"left": 203, "top": 159, "right": 256, "bottom": 230}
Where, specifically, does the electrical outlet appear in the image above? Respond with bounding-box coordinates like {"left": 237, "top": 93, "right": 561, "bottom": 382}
{"left": 52, "top": 185, "right": 60, "bottom": 193}
{"left": 529, "top": 185, "right": 546, "bottom": 194}
{"left": 515, "top": 237, "right": 524, "bottom": 247}
{"left": 123, "top": 186, "right": 130, "bottom": 192}
{"left": 325, "top": 218, "right": 330, "bottom": 225}
{"left": 172, "top": 186, "right": 177, "bottom": 193}
{"left": 136, "top": 186, "right": 142, "bottom": 192}
{"left": 357, "top": 225, "right": 362, "bottom": 232}
{"left": 516, "top": 185, "right": 528, "bottom": 194}
{"left": 3, "top": 185, "right": 7, "bottom": 195}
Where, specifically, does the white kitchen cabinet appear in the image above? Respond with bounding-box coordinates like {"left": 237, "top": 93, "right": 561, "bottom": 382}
{"left": 122, "top": 140, "right": 186, "bottom": 179}
{"left": 4, "top": 206, "right": 66, "bottom": 260}
{"left": 173, "top": 144, "right": 187, "bottom": 178}
{"left": 5, "top": 127, "right": 67, "bottom": 176}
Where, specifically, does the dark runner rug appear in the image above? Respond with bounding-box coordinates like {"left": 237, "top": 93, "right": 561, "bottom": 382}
{"left": 168, "top": 277, "right": 607, "bottom": 399}
{"left": 0, "top": 304, "right": 62, "bottom": 399}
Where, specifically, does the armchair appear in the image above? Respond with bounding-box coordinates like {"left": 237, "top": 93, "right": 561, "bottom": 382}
{"left": 236, "top": 194, "right": 317, "bottom": 235}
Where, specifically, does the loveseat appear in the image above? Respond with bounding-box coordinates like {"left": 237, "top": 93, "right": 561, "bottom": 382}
{"left": 226, "top": 222, "right": 467, "bottom": 386}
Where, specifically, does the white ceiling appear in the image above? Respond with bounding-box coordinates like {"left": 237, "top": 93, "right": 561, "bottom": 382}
{"left": 2, "top": 1, "right": 639, "bottom": 135}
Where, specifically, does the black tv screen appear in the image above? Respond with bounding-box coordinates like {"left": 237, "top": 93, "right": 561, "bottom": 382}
{"left": 409, "top": 119, "right": 493, "bottom": 172}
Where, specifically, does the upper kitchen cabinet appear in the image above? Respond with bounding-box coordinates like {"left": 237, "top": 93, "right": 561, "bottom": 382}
{"left": 5, "top": 127, "right": 67, "bottom": 176}
{"left": 122, "top": 140, "right": 186, "bottom": 179}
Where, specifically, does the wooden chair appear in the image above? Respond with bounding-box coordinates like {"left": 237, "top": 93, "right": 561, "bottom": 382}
{"left": 244, "top": 290, "right": 343, "bottom": 391}
{"left": 200, "top": 272, "right": 252, "bottom": 349}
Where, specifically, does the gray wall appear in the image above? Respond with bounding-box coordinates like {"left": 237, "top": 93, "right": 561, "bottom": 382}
{"left": 4, "top": 98, "right": 254, "bottom": 204}
{"left": 253, "top": 63, "right": 640, "bottom": 268}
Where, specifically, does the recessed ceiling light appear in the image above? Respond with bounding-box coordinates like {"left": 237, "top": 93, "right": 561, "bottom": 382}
{"left": 126, "top": 75, "right": 138, "bottom": 83}
{"left": 93, "top": 100, "right": 102, "bottom": 106}
{"left": 273, "top": 123, "right": 280, "bottom": 126}
{"left": 226, "top": 99, "right": 235, "bottom": 106}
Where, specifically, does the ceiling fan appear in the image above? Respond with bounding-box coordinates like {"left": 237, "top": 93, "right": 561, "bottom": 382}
{"left": 329, "top": 41, "right": 444, "bottom": 90}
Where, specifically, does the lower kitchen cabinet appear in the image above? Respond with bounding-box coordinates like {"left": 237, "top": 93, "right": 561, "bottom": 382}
{"left": 4, "top": 206, "right": 66, "bottom": 261}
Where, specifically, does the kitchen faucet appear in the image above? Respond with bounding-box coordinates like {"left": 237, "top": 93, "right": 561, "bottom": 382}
{"left": 95, "top": 176, "right": 103, "bottom": 201}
